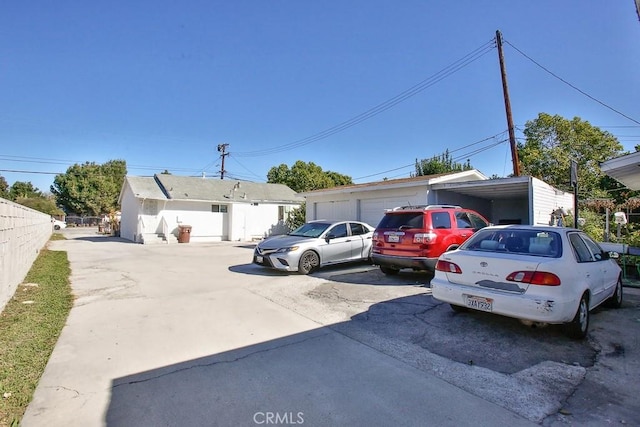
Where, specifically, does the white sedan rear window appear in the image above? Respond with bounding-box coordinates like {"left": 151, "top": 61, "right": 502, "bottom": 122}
{"left": 465, "top": 230, "right": 561, "bottom": 257}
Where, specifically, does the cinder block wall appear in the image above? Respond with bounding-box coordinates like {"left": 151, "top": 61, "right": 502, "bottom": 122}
{"left": 0, "top": 198, "right": 53, "bottom": 312}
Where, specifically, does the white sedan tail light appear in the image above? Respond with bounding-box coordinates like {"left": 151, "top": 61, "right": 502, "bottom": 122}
{"left": 506, "top": 271, "right": 561, "bottom": 286}
{"left": 435, "top": 259, "right": 462, "bottom": 274}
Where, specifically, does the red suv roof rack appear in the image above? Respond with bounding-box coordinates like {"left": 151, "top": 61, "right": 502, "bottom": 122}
{"left": 389, "top": 204, "right": 462, "bottom": 211}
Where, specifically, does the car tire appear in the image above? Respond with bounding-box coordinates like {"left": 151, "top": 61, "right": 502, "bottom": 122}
{"left": 450, "top": 304, "right": 469, "bottom": 313}
{"left": 564, "top": 293, "right": 589, "bottom": 340}
{"left": 604, "top": 277, "right": 623, "bottom": 308}
{"left": 380, "top": 266, "right": 399, "bottom": 275}
{"left": 298, "top": 250, "right": 319, "bottom": 275}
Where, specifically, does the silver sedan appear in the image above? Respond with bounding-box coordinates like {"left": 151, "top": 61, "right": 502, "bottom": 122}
{"left": 253, "top": 220, "right": 375, "bottom": 274}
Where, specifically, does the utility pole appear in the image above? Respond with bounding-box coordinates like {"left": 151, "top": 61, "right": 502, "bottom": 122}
{"left": 496, "top": 30, "right": 520, "bottom": 177}
{"left": 217, "top": 143, "right": 229, "bottom": 179}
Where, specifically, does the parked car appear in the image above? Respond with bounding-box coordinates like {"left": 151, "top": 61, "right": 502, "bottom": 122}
{"left": 371, "top": 205, "right": 490, "bottom": 275}
{"left": 52, "top": 219, "right": 67, "bottom": 230}
{"left": 430, "top": 225, "right": 623, "bottom": 339}
{"left": 253, "top": 220, "right": 375, "bottom": 274}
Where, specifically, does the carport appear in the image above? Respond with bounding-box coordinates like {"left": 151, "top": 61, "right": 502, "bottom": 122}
{"left": 430, "top": 176, "right": 574, "bottom": 226}
{"left": 600, "top": 151, "right": 640, "bottom": 191}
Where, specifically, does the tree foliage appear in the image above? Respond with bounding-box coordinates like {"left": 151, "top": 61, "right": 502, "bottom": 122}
{"left": 0, "top": 177, "right": 64, "bottom": 215}
{"left": 0, "top": 175, "right": 9, "bottom": 198}
{"left": 267, "top": 161, "right": 352, "bottom": 193}
{"left": 285, "top": 203, "right": 306, "bottom": 230}
{"left": 519, "top": 113, "right": 624, "bottom": 197}
{"left": 9, "top": 181, "right": 42, "bottom": 200}
{"left": 16, "top": 196, "right": 65, "bottom": 216}
{"left": 414, "top": 150, "right": 472, "bottom": 176}
{"left": 51, "top": 160, "right": 127, "bottom": 216}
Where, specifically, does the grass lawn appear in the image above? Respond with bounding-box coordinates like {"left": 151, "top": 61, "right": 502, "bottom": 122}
{"left": 0, "top": 234, "right": 72, "bottom": 427}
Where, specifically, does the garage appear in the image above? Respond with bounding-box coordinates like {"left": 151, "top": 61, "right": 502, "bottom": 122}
{"left": 301, "top": 171, "right": 574, "bottom": 227}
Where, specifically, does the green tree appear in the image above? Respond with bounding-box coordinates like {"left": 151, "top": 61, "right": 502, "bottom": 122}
{"left": 267, "top": 161, "right": 352, "bottom": 193}
{"left": 51, "top": 160, "right": 127, "bottom": 216}
{"left": 413, "top": 150, "right": 472, "bottom": 176}
{"left": 285, "top": 203, "right": 306, "bottom": 230}
{"left": 519, "top": 113, "right": 624, "bottom": 197}
{"left": 16, "top": 196, "right": 65, "bottom": 216}
{"left": 9, "top": 181, "right": 42, "bottom": 200}
{"left": 0, "top": 175, "right": 8, "bottom": 199}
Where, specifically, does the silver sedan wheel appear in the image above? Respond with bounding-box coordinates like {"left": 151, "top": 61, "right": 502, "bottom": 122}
{"left": 298, "top": 250, "right": 319, "bottom": 275}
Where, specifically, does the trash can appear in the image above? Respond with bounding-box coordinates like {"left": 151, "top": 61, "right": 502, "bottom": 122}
{"left": 178, "top": 225, "right": 192, "bottom": 243}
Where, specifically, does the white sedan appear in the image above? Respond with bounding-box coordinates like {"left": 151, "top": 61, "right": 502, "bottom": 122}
{"left": 253, "top": 220, "right": 375, "bottom": 274}
{"left": 430, "top": 225, "right": 623, "bottom": 339}
{"left": 52, "top": 219, "right": 67, "bottom": 230}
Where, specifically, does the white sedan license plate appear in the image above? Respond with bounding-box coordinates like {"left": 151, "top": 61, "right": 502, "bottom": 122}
{"left": 256, "top": 255, "right": 263, "bottom": 263}
{"left": 464, "top": 294, "right": 493, "bottom": 312}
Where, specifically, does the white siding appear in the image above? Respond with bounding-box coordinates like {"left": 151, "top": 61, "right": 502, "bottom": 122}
{"left": 229, "top": 203, "right": 292, "bottom": 241}
{"left": 119, "top": 183, "right": 140, "bottom": 242}
{"left": 531, "top": 177, "right": 574, "bottom": 225}
{"left": 158, "top": 200, "right": 228, "bottom": 242}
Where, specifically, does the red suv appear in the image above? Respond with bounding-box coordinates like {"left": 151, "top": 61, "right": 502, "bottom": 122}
{"left": 371, "top": 205, "right": 490, "bottom": 275}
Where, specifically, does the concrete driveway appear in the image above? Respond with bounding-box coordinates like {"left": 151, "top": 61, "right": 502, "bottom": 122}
{"left": 21, "top": 228, "right": 639, "bottom": 426}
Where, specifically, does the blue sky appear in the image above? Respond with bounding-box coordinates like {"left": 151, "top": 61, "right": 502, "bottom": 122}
{"left": 1, "top": 1, "right": 639, "bottom": 193}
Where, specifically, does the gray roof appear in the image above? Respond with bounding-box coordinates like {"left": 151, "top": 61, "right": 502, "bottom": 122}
{"left": 125, "top": 176, "right": 168, "bottom": 200}
{"left": 123, "top": 175, "right": 303, "bottom": 204}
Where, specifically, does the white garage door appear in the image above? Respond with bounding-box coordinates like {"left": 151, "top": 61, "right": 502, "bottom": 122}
{"left": 360, "top": 197, "right": 420, "bottom": 227}
{"left": 314, "top": 200, "right": 350, "bottom": 221}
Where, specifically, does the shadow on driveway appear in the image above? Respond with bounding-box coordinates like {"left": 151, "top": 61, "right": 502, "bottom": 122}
{"left": 105, "top": 313, "right": 565, "bottom": 426}
{"left": 104, "top": 279, "right": 640, "bottom": 426}
{"left": 230, "top": 258, "right": 434, "bottom": 287}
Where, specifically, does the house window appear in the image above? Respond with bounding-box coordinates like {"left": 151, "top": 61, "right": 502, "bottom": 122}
{"left": 278, "top": 205, "right": 292, "bottom": 221}
{"left": 143, "top": 200, "right": 158, "bottom": 215}
{"left": 211, "top": 204, "right": 228, "bottom": 213}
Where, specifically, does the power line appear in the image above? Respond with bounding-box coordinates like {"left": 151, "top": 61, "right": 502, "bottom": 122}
{"left": 0, "top": 169, "right": 59, "bottom": 175}
{"left": 353, "top": 132, "right": 509, "bottom": 181}
{"left": 0, "top": 154, "right": 205, "bottom": 174}
{"left": 504, "top": 39, "right": 640, "bottom": 126}
{"left": 233, "top": 40, "right": 496, "bottom": 158}
{"left": 228, "top": 155, "right": 265, "bottom": 181}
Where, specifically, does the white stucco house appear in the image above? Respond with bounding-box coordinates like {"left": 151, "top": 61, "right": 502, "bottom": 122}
{"left": 118, "top": 174, "right": 303, "bottom": 244}
{"left": 299, "top": 170, "right": 574, "bottom": 228}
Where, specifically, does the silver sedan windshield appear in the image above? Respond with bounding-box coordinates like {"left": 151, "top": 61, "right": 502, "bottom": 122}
{"left": 288, "top": 222, "right": 331, "bottom": 238}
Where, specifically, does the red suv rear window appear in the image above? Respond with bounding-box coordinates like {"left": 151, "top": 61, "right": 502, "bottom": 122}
{"left": 376, "top": 212, "right": 424, "bottom": 229}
